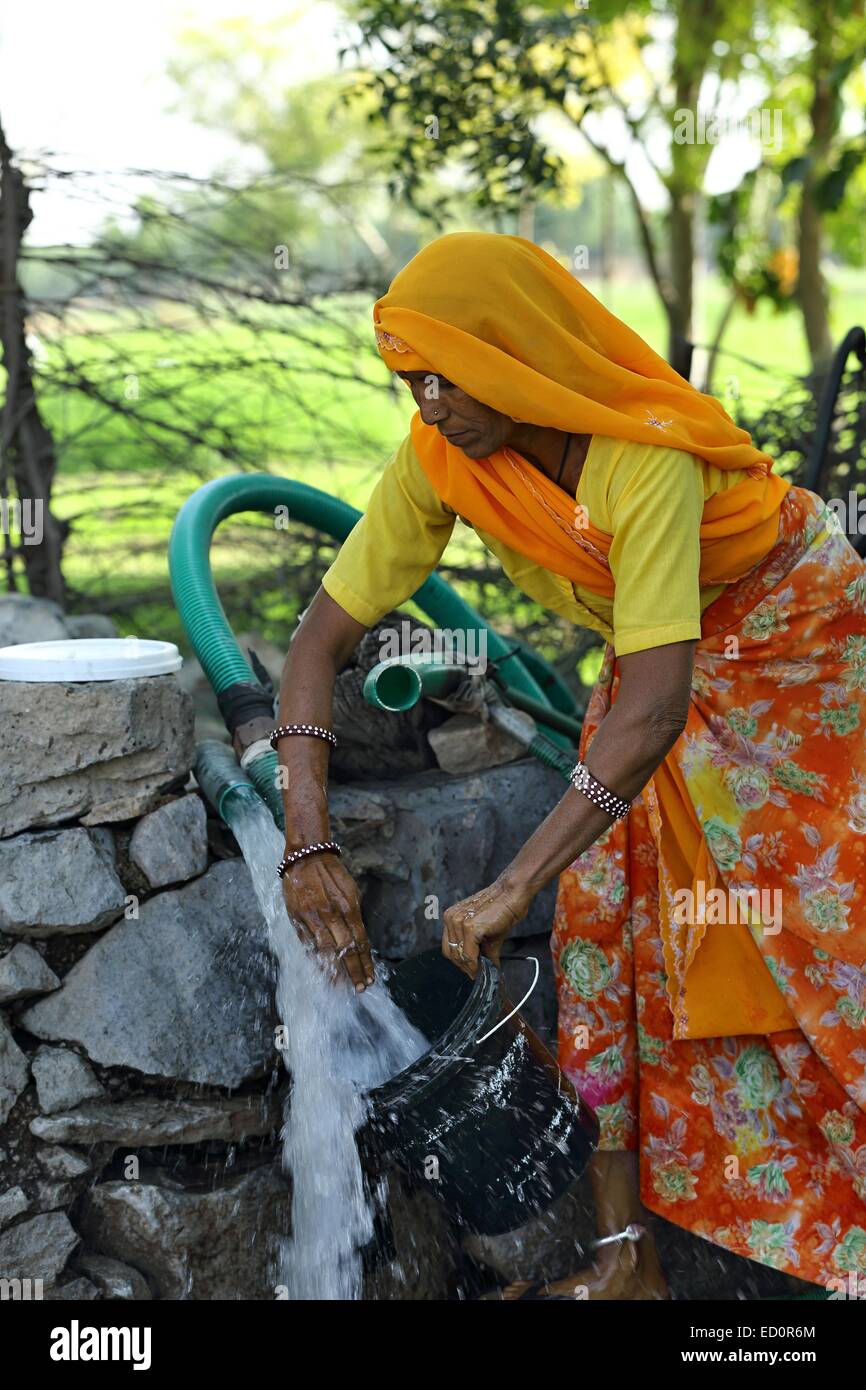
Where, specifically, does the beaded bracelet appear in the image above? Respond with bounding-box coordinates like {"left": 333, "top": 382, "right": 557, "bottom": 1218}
{"left": 277, "top": 841, "right": 341, "bottom": 878}
{"left": 570, "top": 760, "right": 631, "bottom": 821}
{"left": 270, "top": 723, "right": 337, "bottom": 750}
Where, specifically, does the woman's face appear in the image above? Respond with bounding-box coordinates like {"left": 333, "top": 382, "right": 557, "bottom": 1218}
{"left": 398, "top": 371, "right": 515, "bottom": 459}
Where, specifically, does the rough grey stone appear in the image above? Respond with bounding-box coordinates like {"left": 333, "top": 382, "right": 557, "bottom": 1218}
{"left": 0, "top": 595, "right": 117, "bottom": 647}
{"left": 32, "top": 1046, "right": 104, "bottom": 1114}
{"left": 79, "top": 1165, "right": 292, "bottom": 1300}
{"left": 30, "top": 1095, "right": 281, "bottom": 1148}
{"left": 43, "top": 1276, "right": 100, "bottom": 1300}
{"left": 0, "top": 1186, "right": 30, "bottom": 1230}
{"left": 365, "top": 1172, "right": 461, "bottom": 1301}
{"left": 0, "top": 827, "right": 126, "bottom": 937}
{"left": 0, "top": 942, "right": 60, "bottom": 1002}
{"left": 0, "top": 1210, "right": 79, "bottom": 1286}
{"left": 0, "top": 1013, "right": 30, "bottom": 1124}
{"left": 0, "top": 594, "right": 68, "bottom": 646}
{"left": 35, "top": 1181, "right": 79, "bottom": 1211}
{"left": 128, "top": 793, "right": 208, "bottom": 888}
{"left": 329, "top": 759, "right": 564, "bottom": 956}
{"left": 20, "top": 859, "right": 278, "bottom": 1086}
{"left": 76, "top": 1252, "right": 151, "bottom": 1301}
{"left": 428, "top": 710, "right": 536, "bottom": 774}
{"left": 65, "top": 613, "right": 118, "bottom": 639}
{"left": 0, "top": 674, "right": 194, "bottom": 837}
{"left": 37, "top": 1145, "right": 91, "bottom": 1179}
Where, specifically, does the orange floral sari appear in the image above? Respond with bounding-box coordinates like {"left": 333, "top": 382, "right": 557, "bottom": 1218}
{"left": 553, "top": 485, "right": 866, "bottom": 1287}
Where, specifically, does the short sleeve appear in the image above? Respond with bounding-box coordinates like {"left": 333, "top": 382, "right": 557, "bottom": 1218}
{"left": 321, "top": 433, "right": 456, "bottom": 628}
{"left": 606, "top": 444, "right": 705, "bottom": 657}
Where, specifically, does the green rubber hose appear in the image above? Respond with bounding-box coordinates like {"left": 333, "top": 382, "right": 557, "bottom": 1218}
{"left": 168, "top": 473, "right": 576, "bottom": 756}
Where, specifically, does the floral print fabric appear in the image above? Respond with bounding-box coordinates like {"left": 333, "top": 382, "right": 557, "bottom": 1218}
{"left": 553, "top": 486, "right": 866, "bottom": 1286}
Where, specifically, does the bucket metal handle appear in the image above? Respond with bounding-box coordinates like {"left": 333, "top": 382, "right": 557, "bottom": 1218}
{"left": 475, "top": 955, "right": 540, "bottom": 1045}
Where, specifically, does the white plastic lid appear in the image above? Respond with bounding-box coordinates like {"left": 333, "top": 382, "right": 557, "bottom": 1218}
{"left": 0, "top": 637, "right": 183, "bottom": 682}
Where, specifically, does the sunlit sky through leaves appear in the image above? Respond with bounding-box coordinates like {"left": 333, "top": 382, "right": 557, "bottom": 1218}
{"left": 2, "top": 1, "right": 780, "bottom": 245}
{"left": 0, "top": 1, "right": 341, "bottom": 242}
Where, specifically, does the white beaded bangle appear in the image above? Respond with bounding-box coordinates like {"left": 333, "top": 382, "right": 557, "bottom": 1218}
{"left": 277, "top": 841, "right": 341, "bottom": 878}
{"left": 270, "top": 723, "right": 337, "bottom": 750}
{"left": 570, "top": 760, "right": 631, "bottom": 821}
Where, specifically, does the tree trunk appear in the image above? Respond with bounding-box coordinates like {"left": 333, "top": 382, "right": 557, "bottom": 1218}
{"left": 667, "top": 193, "right": 696, "bottom": 377}
{"left": 797, "top": 31, "right": 835, "bottom": 373}
{"left": 663, "top": 0, "right": 719, "bottom": 378}
{"left": 0, "top": 117, "right": 66, "bottom": 604}
{"left": 702, "top": 289, "right": 738, "bottom": 395}
{"left": 517, "top": 196, "right": 535, "bottom": 243}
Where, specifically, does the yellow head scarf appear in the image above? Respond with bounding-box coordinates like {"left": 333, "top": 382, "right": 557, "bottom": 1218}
{"left": 374, "top": 231, "right": 774, "bottom": 470}
{"left": 372, "top": 232, "right": 788, "bottom": 600}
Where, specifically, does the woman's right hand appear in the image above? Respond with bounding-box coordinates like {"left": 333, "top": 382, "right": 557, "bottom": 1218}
{"left": 280, "top": 852, "right": 375, "bottom": 992}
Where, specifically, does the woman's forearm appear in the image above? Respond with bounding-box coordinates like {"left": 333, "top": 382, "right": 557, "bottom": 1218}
{"left": 277, "top": 635, "right": 336, "bottom": 851}
{"left": 501, "top": 698, "right": 684, "bottom": 899}
{"left": 275, "top": 590, "right": 375, "bottom": 987}
{"left": 276, "top": 590, "right": 368, "bottom": 851}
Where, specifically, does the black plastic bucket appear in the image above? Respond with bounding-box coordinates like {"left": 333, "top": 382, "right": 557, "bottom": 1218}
{"left": 363, "top": 950, "right": 599, "bottom": 1236}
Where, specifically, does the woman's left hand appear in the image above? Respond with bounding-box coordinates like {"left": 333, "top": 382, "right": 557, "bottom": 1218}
{"left": 442, "top": 876, "right": 532, "bottom": 977}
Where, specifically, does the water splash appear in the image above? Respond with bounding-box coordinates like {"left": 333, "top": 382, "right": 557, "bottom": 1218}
{"left": 231, "top": 797, "right": 427, "bottom": 1299}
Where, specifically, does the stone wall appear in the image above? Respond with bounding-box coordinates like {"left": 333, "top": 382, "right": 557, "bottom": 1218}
{"left": 0, "top": 598, "right": 568, "bottom": 1300}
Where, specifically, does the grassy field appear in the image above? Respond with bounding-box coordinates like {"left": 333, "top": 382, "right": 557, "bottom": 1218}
{"left": 38, "top": 263, "right": 865, "bottom": 671}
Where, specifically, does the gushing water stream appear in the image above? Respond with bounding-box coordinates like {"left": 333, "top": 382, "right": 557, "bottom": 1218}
{"left": 231, "top": 797, "right": 428, "bottom": 1299}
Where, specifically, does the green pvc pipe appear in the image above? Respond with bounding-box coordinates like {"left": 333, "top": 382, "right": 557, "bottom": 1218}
{"left": 363, "top": 658, "right": 466, "bottom": 712}
{"left": 194, "top": 739, "right": 262, "bottom": 823}
{"left": 168, "top": 473, "right": 574, "bottom": 757}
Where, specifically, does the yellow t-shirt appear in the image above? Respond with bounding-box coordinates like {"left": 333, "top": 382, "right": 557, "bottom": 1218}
{"left": 321, "top": 432, "right": 749, "bottom": 656}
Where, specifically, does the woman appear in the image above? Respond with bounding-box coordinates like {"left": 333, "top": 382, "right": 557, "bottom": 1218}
{"left": 275, "top": 231, "right": 866, "bottom": 1300}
